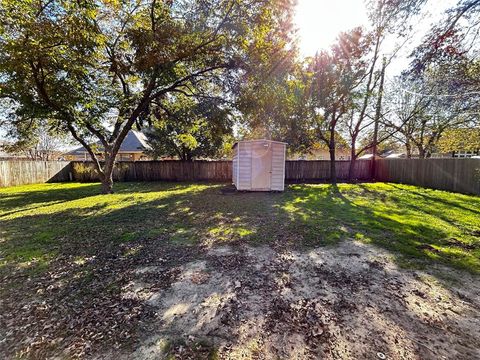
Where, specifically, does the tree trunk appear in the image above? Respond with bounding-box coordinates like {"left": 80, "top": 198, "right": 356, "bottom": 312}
{"left": 348, "top": 155, "right": 357, "bottom": 182}
{"left": 100, "top": 152, "right": 116, "bottom": 194}
{"left": 348, "top": 140, "right": 357, "bottom": 182}
{"left": 371, "top": 57, "right": 386, "bottom": 181}
{"left": 418, "top": 147, "right": 426, "bottom": 158}
{"left": 329, "top": 127, "right": 337, "bottom": 185}
{"left": 406, "top": 141, "right": 412, "bottom": 158}
{"left": 101, "top": 173, "right": 114, "bottom": 194}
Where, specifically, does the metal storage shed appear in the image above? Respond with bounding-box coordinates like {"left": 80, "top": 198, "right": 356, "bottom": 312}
{"left": 232, "top": 139, "right": 287, "bottom": 191}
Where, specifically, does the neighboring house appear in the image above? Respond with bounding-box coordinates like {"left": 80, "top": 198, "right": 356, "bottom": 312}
{"left": 385, "top": 153, "right": 407, "bottom": 159}
{"left": 381, "top": 150, "right": 407, "bottom": 159}
{"left": 358, "top": 151, "right": 407, "bottom": 160}
{"left": 358, "top": 153, "right": 374, "bottom": 160}
{"left": 451, "top": 150, "right": 480, "bottom": 158}
{"left": 0, "top": 141, "right": 27, "bottom": 160}
{"left": 64, "top": 130, "right": 151, "bottom": 161}
{"left": 291, "top": 148, "right": 352, "bottom": 160}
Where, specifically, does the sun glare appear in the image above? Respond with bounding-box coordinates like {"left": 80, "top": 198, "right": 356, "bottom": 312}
{"left": 294, "top": 0, "right": 369, "bottom": 57}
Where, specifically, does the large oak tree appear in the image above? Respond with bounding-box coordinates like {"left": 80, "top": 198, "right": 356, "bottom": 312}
{"left": 0, "top": 0, "right": 294, "bottom": 193}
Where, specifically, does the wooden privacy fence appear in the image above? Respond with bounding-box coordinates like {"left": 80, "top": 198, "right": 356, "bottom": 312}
{"left": 71, "top": 160, "right": 233, "bottom": 182}
{"left": 0, "top": 160, "right": 71, "bottom": 187}
{"left": 285, "top": 160, "right": 371, "bottom": 181}
{"left": 1, "top": 159, "right": 479, "bottom": 195}
{"left": 375, "top": 158, "right": 480, "bottom": 195}
{"left": 70, "top": 160, "right": 372, "bottom": 183}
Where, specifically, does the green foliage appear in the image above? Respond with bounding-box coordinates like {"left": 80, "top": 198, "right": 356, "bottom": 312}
{"left": 146, "top": 95, "right": 233, "bottom": 160}
{"left": 238, "top": 65, "right": 316, "bottom": 154}
{"left": 235, "top": 0, "right": 302, "bottom": 148}
{"left": 437, "top": 128, "right": 480, "bottom": 153}
{"left": 238, "top": 27, "right": 371, "bottom": 156}
{"left": 307, "top": 28, "right": 370, "bottom": 131}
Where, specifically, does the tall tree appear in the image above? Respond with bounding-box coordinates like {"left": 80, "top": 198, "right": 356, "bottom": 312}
{"left": 345, "top": 0, "right": 427, "bottom": 180}
{"left": 410, "top": 0, "right": 480, "bottom": 93}
{"left": 308, "top": 29, "right": 367, "bottom": 184}
{"left": 238, "top": 65, "right": 315, "bottom": 155}
{"left": 407, "top": 0, "right": 480, "bottom": 129}
{"left": 0, "top": 0, "right": 295, "bottom": 193}
{"left": 235, "top": 1, "right": 301, "bottom": 148}
{"left": 383, "top": 73, "right": 479, "bottom": 158}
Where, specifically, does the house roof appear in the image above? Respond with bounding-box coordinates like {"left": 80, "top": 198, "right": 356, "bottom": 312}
{"left": 66, "top": 130, "right": 151, "bottom": 155}
{"left": 232, "top": 139, "right": 288, "bottom": 148}
{"left": 385, "top": 153, "right": 406, "bottom": 158}
{"left": 0, "top": 149, "right": 12, "bottom": 158}
{"left": 0, "top": 141, "right": 15, "bottom": 158}
{"left": 358, "top": 154, "right": 374, "bottom": 160}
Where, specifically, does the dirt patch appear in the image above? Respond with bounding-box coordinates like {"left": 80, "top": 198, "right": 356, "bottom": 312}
{"left": 2, "top": 241, "right": 479, "bottom": 359}
{"left": 0, "top": 243, "right": 196, "bottom": 358}
{"left": 120, "top": 241, "right": 480, "bottom": 359}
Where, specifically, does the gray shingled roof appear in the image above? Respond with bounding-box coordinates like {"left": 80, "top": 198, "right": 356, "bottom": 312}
{"left": 66, "top": 130, "right": 151, "bottom": 155}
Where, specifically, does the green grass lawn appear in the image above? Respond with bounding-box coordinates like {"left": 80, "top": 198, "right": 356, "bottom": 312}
{"left": 1, "top": 181, "right": 479, "bottom": 274}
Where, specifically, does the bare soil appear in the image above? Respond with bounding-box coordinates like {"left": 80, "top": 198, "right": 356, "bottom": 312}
{"left": 108, "top": 240, "right": 480, "bottom": 359}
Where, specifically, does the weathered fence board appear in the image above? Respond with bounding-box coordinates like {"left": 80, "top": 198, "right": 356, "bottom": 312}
{"left": 375, "top": 158, "right": 480, "bottom": 195}
{"left": 285, "top": 160, "right": 371, "bottom": 182}
{"left": 70, "top": 160, "right": 371, "bottom": 183}
{"left": 71, "top": 161, "right": 233, "bottom": 182}
{"left": 2, "top": 159, "right": 479, "bottom": 195}
{"left": 0, "top": 160, "right": 71, "bottom": 187}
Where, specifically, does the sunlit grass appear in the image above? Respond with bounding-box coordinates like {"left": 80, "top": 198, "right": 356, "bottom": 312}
{"left": 0, "top": 181, "right": 479, "bottom": 273}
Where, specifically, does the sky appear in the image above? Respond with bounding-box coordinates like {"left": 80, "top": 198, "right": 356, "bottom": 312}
{"left": 293, "top": 0, "right": 458, "bottom": 75}
{"left": 294, "top": 0, "right": 369, "bottom": 56}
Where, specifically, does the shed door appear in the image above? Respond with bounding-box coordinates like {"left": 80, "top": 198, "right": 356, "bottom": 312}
{"left": 251, "top": 142, "right": 272, "bottom": 190}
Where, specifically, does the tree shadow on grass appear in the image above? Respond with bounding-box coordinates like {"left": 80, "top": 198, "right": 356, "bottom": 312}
{"left": 1, "top": 182, "right": 479, "bottom": 358}
{"left": 278, "top": 183, "right": 479, "bottom": 271}
{"left": 2, "top": 182, "right": 478, "bottom": 280}
{"left": 0, "top": 181, "right": 210, "bottom": 217}
{"left": 0, "top": 183, "right": 101, "bottom": 217}
{"left": 355, "top": 183, "right": 480, "bottom": 254}
{"left": 373, "top": 183, "right": 480, "bottom": 215}
{"left": 0, "top": 183, "right": 219, "bottom": 357}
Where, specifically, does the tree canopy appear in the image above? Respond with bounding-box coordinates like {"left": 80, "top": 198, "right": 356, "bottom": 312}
{"left": 0, "top": 0, "right": 296, "bottom": 192}
{"left": 437, "top": 128, "right": 480, "bottom": 153}
{"left": 145, "top": 94, "right": 232, "bottom": 160}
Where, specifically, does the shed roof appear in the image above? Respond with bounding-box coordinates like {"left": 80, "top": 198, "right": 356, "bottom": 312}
{"left": 66, "top": 130, "right": 151, "bottom": 155}
{"left": 232, "top": 139, "right": 287, "bottom": 148}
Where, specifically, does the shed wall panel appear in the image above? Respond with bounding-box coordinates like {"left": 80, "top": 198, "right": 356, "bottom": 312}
{"left": 250, "top": 141, "right": 272, "bottom": 190}
{"left": 232, "top": 146, "right": 239, "bottom": 186}
{"left": 271, "top": 143, "right": 286, "bottom": 191}
{"left": 237, "top": 142, "right": 252, "bottom": 190}
{"left": 232, "top": 140, "right": 286, "bottom": 191}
